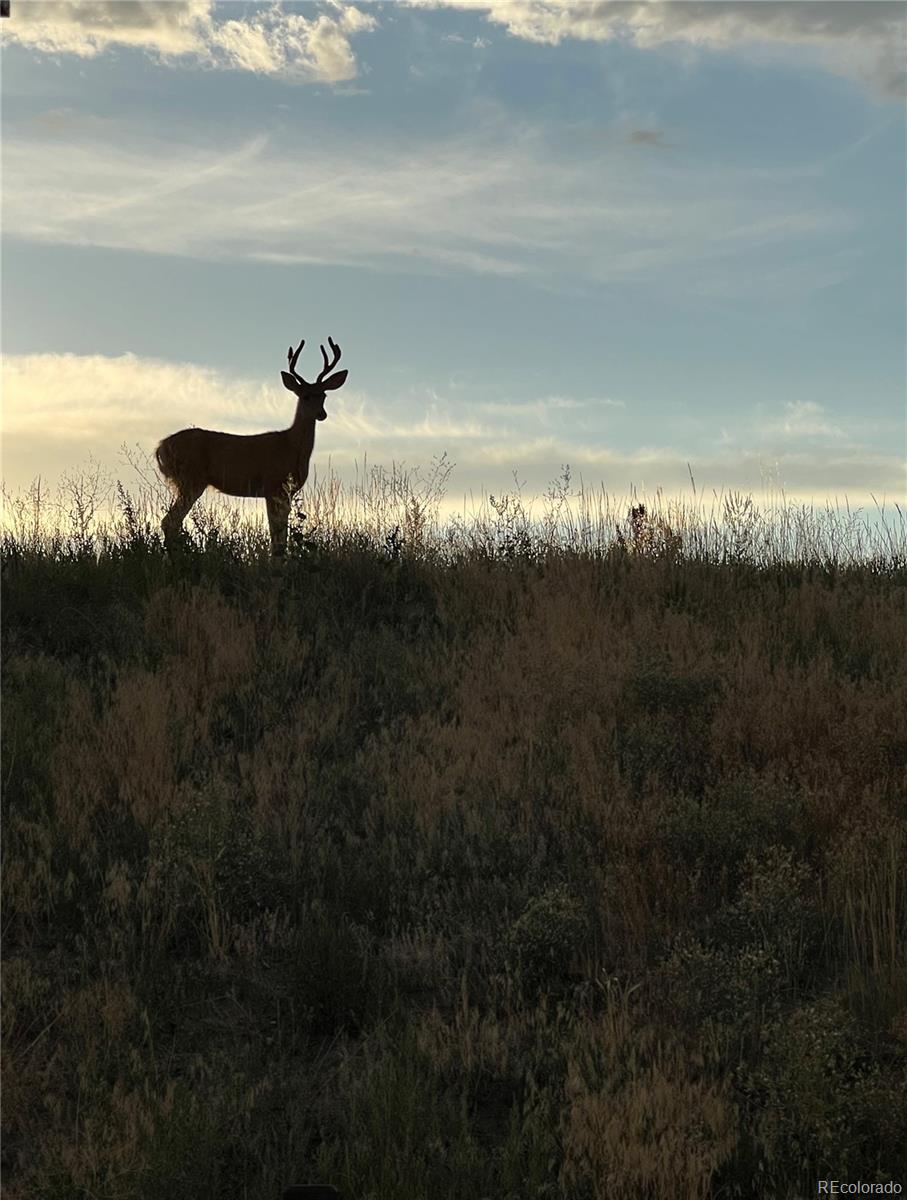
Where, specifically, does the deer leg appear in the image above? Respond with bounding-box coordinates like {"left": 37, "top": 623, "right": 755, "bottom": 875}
{"left": 266, "top": 494, "right": 291, "bottom": 557}
{"left": 162, "top": 484, "right": 204, "bottom": 549}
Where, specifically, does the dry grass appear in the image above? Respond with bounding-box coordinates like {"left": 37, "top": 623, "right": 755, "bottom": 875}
{"left": 2, "top": 464, "right": 906, "bottom": 1198}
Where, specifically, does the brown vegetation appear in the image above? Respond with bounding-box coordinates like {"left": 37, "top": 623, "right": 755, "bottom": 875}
{"left": 2, "top": 469, "right": 906, "bottom": 1198}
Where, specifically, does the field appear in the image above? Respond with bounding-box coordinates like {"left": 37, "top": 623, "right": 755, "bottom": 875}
{"left": 3, "top": 466, "right": 906, "bottom": 1199}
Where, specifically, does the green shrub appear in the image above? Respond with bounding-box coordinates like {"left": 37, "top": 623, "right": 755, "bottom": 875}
{"left": 743, "top": 997, "right": 907, "bottom": 1180}
{"left": 504, "top": 885, "right": 587, "bottom": 993}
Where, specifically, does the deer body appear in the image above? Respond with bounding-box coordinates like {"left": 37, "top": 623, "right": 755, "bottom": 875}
{"left": 156, "top": 421, "right": 317, "bottom": 499}
{"left": 156, "top": 335, "right": 347, "bottom": 555}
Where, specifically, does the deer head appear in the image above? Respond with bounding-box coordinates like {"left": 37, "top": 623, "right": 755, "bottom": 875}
{"left": 281, "top": 336, "right": 348, "bottom": 422}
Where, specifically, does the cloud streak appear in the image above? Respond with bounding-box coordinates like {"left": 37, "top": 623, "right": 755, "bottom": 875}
{"left": 3, "top": 118, "right": 858, "bottom": 299}
{"left": 3, "top": 1, "right": 377, "bottom": 83}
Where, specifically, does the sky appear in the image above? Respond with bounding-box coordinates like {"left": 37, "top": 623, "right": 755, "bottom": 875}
{"left": 2, "top": 0, "right": 906, "bottom": 520}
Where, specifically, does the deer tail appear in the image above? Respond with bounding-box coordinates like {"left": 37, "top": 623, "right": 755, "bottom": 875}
{"left": 155, "top": 439, "right": 176, "bottom": 482}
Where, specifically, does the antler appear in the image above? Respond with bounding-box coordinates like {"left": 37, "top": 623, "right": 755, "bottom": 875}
{"left": 316, "top": 337, "right": 341, "bottom": 384}
{"left": 287, "top": 337, "right": 306, "bottom": 384}
{"left": 284, "top": 335, "right": 342, "bottom": 389}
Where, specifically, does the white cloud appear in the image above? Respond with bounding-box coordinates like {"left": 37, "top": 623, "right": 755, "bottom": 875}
{"left": 0, "top": 351, "right": 602, "bottom": 517}
{"left": 8, "top": 2, "right": 901, "bottom": 95}
{"left": 0, "top": 350, "right": 499, "bottom": 456}
{"left": 4, "top": 353, "right": 901, "bottom": 510}
{"left": 1, "top": 351, "right": 282, "bottom": 441}
{"left": 3, "top": 1, "right": 377, "bottom": 83}
{"left": 2, "top": 0, "right": 211, "bottom": 57}
{"left": 404, "top": 0, "right": 906, "bottom": 97}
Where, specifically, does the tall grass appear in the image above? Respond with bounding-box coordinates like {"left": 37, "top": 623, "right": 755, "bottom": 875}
{"left": 3, "top": 454, "right": 904, "bottom": 568}
{"left": 2, "top": 462, "right": 906, "bottom": 1199}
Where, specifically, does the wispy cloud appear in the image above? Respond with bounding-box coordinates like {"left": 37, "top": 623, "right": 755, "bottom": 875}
{"left": 722, "top": 398, "right": 903, "bottom": 460}
{"left": 405, "top": 0, "right": 906, "bottom": 97}
{"left": 3, "top": 115, "right": 857, "bottom": 298}
{"left": 3, "top": 1, "right": 377, "bottom": 83}
{"left": 766, "top": 400, "right": 846, "bottom": 442}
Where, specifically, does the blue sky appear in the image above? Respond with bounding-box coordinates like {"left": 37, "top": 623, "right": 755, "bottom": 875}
{"left": 2, "top": 1, "right": 905, "bottom": 513}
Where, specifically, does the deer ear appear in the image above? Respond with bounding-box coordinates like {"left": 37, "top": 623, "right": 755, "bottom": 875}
{"left": 281, "top": 371, "right": 301, "bottom": 393}
{"left": 323, "top": 369, "right": 348, "bottom": 391}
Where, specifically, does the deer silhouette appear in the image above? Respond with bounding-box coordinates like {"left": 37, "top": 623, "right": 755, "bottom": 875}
{"left": 156, "top": 335, "right": 347, "bottom": 555}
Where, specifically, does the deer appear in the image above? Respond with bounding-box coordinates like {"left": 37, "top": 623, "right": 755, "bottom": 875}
{"left": 156, "top": 335, "right": 347, "bottom": 556}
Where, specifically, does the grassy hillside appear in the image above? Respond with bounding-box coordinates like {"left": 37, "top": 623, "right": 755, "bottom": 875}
{"left": 3, "top": 475, "right": 906, "bottom": 1199}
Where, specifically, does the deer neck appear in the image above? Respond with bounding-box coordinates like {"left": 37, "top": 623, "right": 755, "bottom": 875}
{"left": 289, "top": 402, "right": 318, "bottom": 451}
